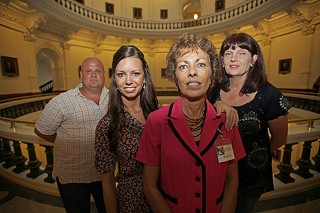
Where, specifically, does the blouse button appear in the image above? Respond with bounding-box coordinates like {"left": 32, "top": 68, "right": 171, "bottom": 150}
{"left": 195, "top": 192, "right": 201, "bottom": 198}
{"left": 195, "top": 176, "right": 201, "bottom": 182}
{"left": 195, "top": 161, "right": 201, "bottom": 167}
{"left": 195, "top": 208, "right": 200, "bottom": 213}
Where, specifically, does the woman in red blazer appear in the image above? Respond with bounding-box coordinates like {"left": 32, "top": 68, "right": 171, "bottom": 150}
{"left": 137, "top": 33, "right": 246, "bottom": 213}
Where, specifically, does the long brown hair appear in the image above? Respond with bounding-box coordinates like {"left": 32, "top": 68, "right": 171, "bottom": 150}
{"left": 108, "top": 45, "right": 159, "bottom": 153}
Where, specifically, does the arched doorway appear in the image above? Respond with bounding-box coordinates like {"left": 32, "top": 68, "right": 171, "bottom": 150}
{"left": 182, "top": 0, "right": 201, "bottom": 19}
{"left": 36, "top": 48, "right": 65, "bottom": 92}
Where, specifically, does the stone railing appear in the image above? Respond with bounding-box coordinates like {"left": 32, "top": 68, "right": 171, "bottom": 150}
{"left": 283, "top": 92, "right": 320, "bottom": 114}
{"left": 275, "top": 117, "right": 320, "bottom": 182}
{"left": 24, "top": 0, "right": 301, "bottom": 38}
{"left": 0, "top": 93, "right": 319, "bottom": 197}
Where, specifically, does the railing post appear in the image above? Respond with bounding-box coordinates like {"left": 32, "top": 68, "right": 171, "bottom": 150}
{"left": 0, "top": 137, "right": 4, "bottom": 163}
{"left": 295, "top": 140, "right": 314, "bottom": 178}
{"left": 274, "top": 144, "right": 295, "bottom": 183}
{"left": 25, "top": 143, "right": 44, "bottom": 179}
{"left": 312, "top": 140, "right": 320, "bottom": 172}
{"left": 2, "top": 138, "right": 14, "bottom": 169}
{"left": 41, "top": 145, "right": 55, "bottom": 183}
{"left": 12, "top": 140, "right": 28, "bottom": 174}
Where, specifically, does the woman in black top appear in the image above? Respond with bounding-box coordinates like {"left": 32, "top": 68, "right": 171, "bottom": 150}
{"left": 208, "top": 33, "right": 291, "bottom": 213}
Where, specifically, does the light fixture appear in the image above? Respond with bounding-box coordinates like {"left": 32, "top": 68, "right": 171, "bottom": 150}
{"left": 193, "top": 13, "right": 198, "bottom": 19}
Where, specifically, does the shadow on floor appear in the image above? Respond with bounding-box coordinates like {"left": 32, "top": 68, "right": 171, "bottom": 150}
{"left": 254, "top": 185, "right": 320, "bottom": 212}
{"left": 0, "top": 175, "right": 63, "bottom": 207}
{"left": 0, "top": 175, "right": 99, "bottom": 212}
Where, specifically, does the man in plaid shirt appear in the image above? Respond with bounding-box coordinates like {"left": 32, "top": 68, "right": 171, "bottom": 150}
{"left": 35, "top": 57, "right": 109, "bottom": 213}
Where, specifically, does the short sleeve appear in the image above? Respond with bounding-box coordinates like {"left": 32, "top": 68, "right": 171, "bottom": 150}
{"left": 95, "top": 115, "right": 116, "bottom": 173}
{"left": 261, "top": 84, "right": 291, "bottom": 121}
{"left": 35, "top": 97, "right": 63, "bottom": 135}
{"left": 136, "top": 112, "right": 162, "bottom": 166}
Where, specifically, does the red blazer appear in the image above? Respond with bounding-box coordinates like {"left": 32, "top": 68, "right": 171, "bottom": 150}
{"left": 137, "top": 97, "right": 245, "bottom": 213}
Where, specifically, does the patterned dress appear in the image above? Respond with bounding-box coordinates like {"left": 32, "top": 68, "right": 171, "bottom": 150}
{"left": 208, "top": 83, "right": 291, "bottom": 197}
{"left": 95, "top": 112, "right": 151, "bottom": 212}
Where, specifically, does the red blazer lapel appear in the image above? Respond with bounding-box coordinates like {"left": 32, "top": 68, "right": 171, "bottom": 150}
{"left": 198, "top": 100, "right": 223, "bottom": 152}
{"left": 168, "top": 97, "right": 200, "bottom": 155}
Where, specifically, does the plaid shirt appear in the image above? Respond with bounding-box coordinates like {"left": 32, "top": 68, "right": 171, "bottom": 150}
{"left": 35, "top": 84, "right": 109, "bottom": 184}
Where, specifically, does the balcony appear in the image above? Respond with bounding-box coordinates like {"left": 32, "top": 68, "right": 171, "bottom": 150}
{"left": 23, "top": 0, "right": 302, "bottom": 39}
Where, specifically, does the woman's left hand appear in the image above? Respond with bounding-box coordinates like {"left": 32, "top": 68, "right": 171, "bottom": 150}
{"left": 214, "top": 101, "right": 238, "bottom": 131}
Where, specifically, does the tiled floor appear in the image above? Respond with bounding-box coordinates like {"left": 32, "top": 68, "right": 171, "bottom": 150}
{"left": 1, "top": 175, "right": 320, "bottom": 213}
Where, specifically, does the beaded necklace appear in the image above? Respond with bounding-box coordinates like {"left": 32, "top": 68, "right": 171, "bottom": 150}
{"left": 184, "top": 106, "right": 207, "bottom": 139}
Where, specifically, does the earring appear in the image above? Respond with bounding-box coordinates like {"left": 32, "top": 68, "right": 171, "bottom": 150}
{"left": 250, "top": 64, "right": 253, "bottom": 67}
{"left": 143, "top": 83, "right": 145, "bottom": 89}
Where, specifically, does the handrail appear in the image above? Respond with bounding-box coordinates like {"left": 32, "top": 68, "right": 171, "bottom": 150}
{"left": 281, "top": 90, "right": 319, "bottom": 96}
{"left": 1, "top": 116, "right": 319, "bottom": 127}
{"left": 0, "top": 92, "right": 60, "bottom": 104}
{"left": 0, "top": 92, "right": 318, "bottom": 146}
{"left": 288, "top": 117, "right": 320, "bottom": 123}
{"left": 0, "top": 117, "right": 35, "bottom": 129}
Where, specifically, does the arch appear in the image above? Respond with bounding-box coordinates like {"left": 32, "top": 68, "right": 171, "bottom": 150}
{"left": 36, "top": 48, "right": 65, "bottom": 92}
{"left": 182, "top": 0, "right": 201, "bottom": 19}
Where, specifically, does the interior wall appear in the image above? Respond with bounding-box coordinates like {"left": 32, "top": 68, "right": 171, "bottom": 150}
{"left": 309, "top": 24, "right": 320, "bottom": 88}
{"left": 0, "top": 27, "right": 32, "bottom": 94}
{"left": 269, "top": 31, "right": 315, "bottom": 89}
{"left": 64, "top": 45, "right": 97, "bottom": 89}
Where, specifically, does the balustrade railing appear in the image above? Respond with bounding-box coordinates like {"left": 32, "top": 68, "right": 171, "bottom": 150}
{"left": 23, "top": 0, "right": 301, "bottom": 38}
{"left": 0, "top": 93, "right": 319, "bottom": 197}
{"left": 274, "top": 117, "right": 320, "bottom": 184}
{"left": 39, "top": 80, "right": 53, "bottom": 94}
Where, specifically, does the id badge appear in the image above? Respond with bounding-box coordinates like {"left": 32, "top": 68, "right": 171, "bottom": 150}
{"left": 215, "top": 131, "right": 235, "bottom": 163}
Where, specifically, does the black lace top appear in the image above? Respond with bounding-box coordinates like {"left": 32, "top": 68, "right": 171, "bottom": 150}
{"left": 208, "top": 83, "right": 291, "bottom": 196}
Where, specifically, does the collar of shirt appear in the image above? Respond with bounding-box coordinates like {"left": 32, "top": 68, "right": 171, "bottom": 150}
{"left": 73, "top": 84, "right": 109, "bottom": 105}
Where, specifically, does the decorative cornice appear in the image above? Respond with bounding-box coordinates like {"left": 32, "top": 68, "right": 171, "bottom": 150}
{"left": 0, "top": 10, "right": 25, "bottom": 27}
{"left": 23, "top": 32, "right": 35, "bottom": 42}
{"left": 26, "top": 14, "right": 47, "bottom": 33}
{"left": 94, "top": 48, "right": 102, "bottom": 55}
{"left": 302, "top": 24, "right": 316, "bottom": 35}
{"left": 62, "top": 42, "right": 71, "bottom": 50}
